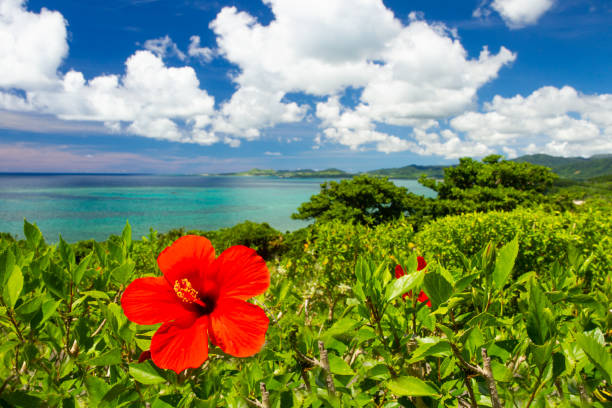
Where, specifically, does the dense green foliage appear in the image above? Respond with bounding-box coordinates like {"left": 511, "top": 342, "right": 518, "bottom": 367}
{"left": 1, "top": 155, "right": 611, "bottom": 407}
{"left": 1, "top": 210, "right": 611, "bottom": 407}
{"left": 418, "top": 155, "right": 558, "bottom": 219}
{"left": 295, "top": 156, "right": 563, "bottom": 228}
{"left": 292, "top": 175, "right": 424, "bottom": 226}
{"left": 415, "top": 206, "right": 611, "bottom": 287}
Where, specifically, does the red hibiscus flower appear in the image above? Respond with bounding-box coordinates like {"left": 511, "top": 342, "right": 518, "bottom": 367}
{"left": 394, "top": 256, "right": 431, "bottom": 307}
{"left": 121, "top": 235, "right": 270, "bottom": 373}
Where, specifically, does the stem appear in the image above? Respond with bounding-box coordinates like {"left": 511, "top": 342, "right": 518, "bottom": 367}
{"left": 481, "top": 348, "right": 502, "bottom": 408}
{"left": 525, "top": 365, "right": 546, "bottom": 408}
{"left": 366, "top": 297, "right": 386, "bottom": 347}
{"left": 462, "top": 371, "right": 478, "bottom": 408}
{"left": 299, "top": 367, "right": 312, "bottom": 392}
{"left": 4, "top": 305, "right": 24, "bottom": 342}
{"left": 65, "top": 281, "right": 74, "bottom": 352}
{"left": 91, "top": 318, "right": 107, "bottom": 337}
{"left": 0, "top": 375, "right": 14, "bottom": 395}
{"left": 260, "top": 382, "right": 270, "bottom": 408}
{"left": 318, "top": 341, "right": 336, "bottom": 397}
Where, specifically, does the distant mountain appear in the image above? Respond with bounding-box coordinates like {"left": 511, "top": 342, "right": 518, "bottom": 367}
{"left": 218, "top": 154, "right": 612, "bottom": 181}
{"left": 512, "top": 154, "right": 612, "bottom": 180}
{"left": 365, "top": 164, "right": 445, "bottom": 179}
{"left": 223, "top": 168, "right": 353, "bottom": 178}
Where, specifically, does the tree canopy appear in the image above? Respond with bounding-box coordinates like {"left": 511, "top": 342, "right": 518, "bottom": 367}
{"left": 292, "top": 175, "right": 424, "bottom": 226}
{"left": 293, "top": 156, "right": 559, "bottom": 227}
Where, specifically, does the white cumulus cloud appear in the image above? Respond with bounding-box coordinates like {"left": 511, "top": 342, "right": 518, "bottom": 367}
{"left": 0, "top": 0, "right": 67, "bottom": 89}
{"left": 450, "top": 86, "right": 612, "bottom": 157}
{"left": 1, "top": 0, "right": 610, "bottom": 159}
{"left": 188, "top": 35, "right": 214, "bottom": 63}
{"left": 143, "top": 35, "right": 187, "bottom": 61}
{"left": 475, "top": 0, "right": 555, "bottom": 28}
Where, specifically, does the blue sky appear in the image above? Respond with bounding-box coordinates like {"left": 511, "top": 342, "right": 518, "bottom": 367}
{"left": 0, "top": 0, "right": 611, "bottom": 173}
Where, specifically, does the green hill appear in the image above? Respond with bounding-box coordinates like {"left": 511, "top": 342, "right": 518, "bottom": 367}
{"left": 512, "top": 154, "right": 612, "bottom": 180}
{"left": 365, "top": 164, "right": 446, "bottom": 179}
{"left": 225, "top": 168, "right": 353, "bottom": 178}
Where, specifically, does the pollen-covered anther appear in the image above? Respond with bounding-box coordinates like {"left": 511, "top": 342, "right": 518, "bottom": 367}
{"left": 174, "top": 278, "right": 200, "bottom": 304}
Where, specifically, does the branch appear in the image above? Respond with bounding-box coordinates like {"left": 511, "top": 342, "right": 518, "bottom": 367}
{"left": 481, "top": 348, "right": 502, "bottom": 408}
{"left": 450, "top": 343, "right": 484, "bottom": 376}
{"left": 318, "top": 341, "right": 336, "bottom": 397}
{"left": 91, "top": 318, "right": 107, "bottom": 337}
{"left": 260, "top": 382, "right": 270, "bottom": 408}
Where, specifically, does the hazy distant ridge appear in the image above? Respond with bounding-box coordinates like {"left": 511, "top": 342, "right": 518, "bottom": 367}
{"left": 511, "top": 154, "right": 612, "bottom": 180}
{"left": 219, "top": 154, "right": 612, "bottom": 180}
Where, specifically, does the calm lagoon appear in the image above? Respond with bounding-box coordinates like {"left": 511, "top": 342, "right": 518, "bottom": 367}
{"left": 0, "top": 174, "right": 435, "bottom": 242}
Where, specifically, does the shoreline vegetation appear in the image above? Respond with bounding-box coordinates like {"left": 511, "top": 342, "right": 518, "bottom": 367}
{"left": 1, "top": 155, "right": 610, "bottom": 407}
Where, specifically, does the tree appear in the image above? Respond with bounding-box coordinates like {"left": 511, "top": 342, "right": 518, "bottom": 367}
{"left": 292, "top": 175, "right": 424, "bottom": 226}
{"left": 418, "top": 155, "right": 558, "bottom": 218}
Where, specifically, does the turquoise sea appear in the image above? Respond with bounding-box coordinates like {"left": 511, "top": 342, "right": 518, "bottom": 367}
{"left": 0, "top": 174, "right": 435, "bottom": 242}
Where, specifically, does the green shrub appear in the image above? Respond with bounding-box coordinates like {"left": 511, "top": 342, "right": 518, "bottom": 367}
{"left": 415, "top": 205, "right": 611, "bottom": 286}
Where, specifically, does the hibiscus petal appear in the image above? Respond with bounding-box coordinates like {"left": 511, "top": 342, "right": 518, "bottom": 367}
{"left": 150, "top": 316, "right": 209, "bottom": 373}
{"left": 157, "top": 235, "right": 216, "bottom": 289}
{"left": 210, "top": 245, "right": 270, "bottom": 300}
{"left": 121, "top": 277, "right": 197, "bottom": 325}
{"left": 395, "top": 264, "right": 405, "bottom": 279}
{"left": 209, "top": 298, "right": 269, "bottom": 358}
{"left": 417, "top": 256, "right": 427, "bottom": 271}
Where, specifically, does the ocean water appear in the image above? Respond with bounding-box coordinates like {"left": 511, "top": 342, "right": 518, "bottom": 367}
{"left": 0, "top": 174, "right": 435, "bottom": 242}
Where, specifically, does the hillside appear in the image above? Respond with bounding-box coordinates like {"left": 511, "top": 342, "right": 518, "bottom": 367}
{"left": 219, "top": 154, "right": 612, "bottom": 180}
{"left": 512, "top": 154, "right": 612, "bottom": 180}
{"left": 365, "top": 164, "right": 446, "bottom": 179}
{"left": 225, "top": 168, "right": 353, "bottom": 178}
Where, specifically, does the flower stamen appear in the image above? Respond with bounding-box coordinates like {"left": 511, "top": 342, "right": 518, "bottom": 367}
{"left": 174, "top": 278, "right": 206, "bottom": 307}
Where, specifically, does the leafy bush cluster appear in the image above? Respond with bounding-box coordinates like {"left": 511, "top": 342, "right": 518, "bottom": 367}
{"left": 415, "top": 206, "right": 612, "bottom": 287}
{"left": 1, "top": 153, "right": 610, "bottom": 407}
{"left": 1, "top": 201, "right": 611, "bottom": 407}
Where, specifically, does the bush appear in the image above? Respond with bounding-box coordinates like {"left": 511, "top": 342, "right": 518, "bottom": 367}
{"left": 415, "top": 205, "right": 612, "bottom": 286}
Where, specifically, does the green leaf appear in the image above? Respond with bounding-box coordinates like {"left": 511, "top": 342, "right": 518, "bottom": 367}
{"left": 328, "top": 354, "right": 355, "bottom": 376}
{"left": 526, "top": 281, "right": 554, "bottom": 345}
{"left": 79, "top": 290, "right": 110, "bottom": 300}
{"left": 552, "top": 352, "right": 567, "bottom": 381}
{"left": 530, "top": 342, "right": 554, "bottom": 372}
{"left": 85, "top": 376, "right": 110, "bottom": 407}
{"left": 407, "top": 340, "right": 451, "bottom": 364}
{"left": 385, "top": 268, "right": 424, "bottom": 303}
{"left": 366, "top": 364, "right": 390, "bottom": 380}
{"left": 23, "top": 219, "right": 43, "bottom": 249}
{"left": 42, "top": 261, "right": 69, "bottom": 299}
{"left": 321, "top": 318, "right": 360, "bottom": 341}
{"left": 86, "top": 349, "right": 123, "bottom": 366}
{"left": 454, "top": 272, "right": 479, "bottom": 292}
{"left": 423, "top": 272, "right": 453, "bottom": 309}
{"left": 58, "top": 235, "right": 75, "bottom": 269}
{"left": 3, "top": 266, "right": 23, "bottom": 309}
{"left": 490, "top": 360, "right": 513, "bottom": 382}
{"left": 38, "top": 299, "right": 62, "bottom": 327}
{"left": 129, "top": 361, "right": 166, "bottom": 384}
{"left": 575, "top": 332, "right": 612, "bottom": 383}
{"left": 387, "top": 376, "right": 439, "bottom": 397}
{"left": 0, "top": 248, "right": 16, "bottom": 287}
{"left": 72, "top": 252, "right": 92, "bottom": 285}
{"left": 110, "top": 261, "right": 135, "bottom": 285}
{"left": 122, "top": 220, "right": 132, "bottom": 249}
{"left": 492, "top": 235, "right": 519, "bottom": 289}
{"left": 15, "top": 297, "right": 42, "bottom": 320}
